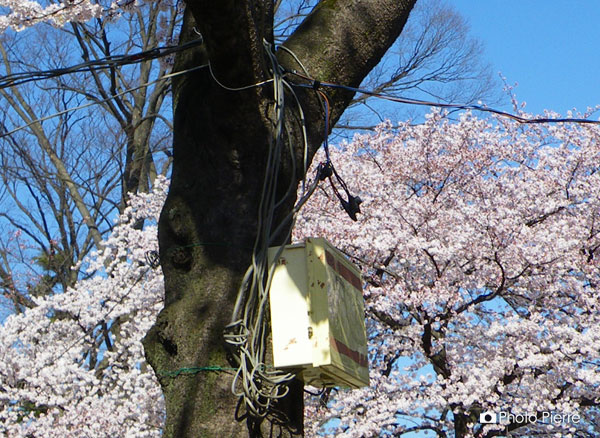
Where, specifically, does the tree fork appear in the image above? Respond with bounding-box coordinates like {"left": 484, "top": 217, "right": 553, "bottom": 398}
{"left": 143, "top": 1, "right": 416, "bottom": 437}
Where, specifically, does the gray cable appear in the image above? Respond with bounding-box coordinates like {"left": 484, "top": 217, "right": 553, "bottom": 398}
{"left": 222, "top": 40, "right": 318, "bottom": 424}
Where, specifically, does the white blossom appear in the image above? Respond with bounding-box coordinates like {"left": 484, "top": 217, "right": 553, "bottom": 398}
{"left": 0, "top": 177, "right": 168, "bottom": 438}
{"left": 296, "top": 111, "right": 600, "bottom": 437}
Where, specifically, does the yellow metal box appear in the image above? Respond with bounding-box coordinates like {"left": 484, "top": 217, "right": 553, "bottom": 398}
{"left": 268, "top": 237, "right": 369, "bottom": 388}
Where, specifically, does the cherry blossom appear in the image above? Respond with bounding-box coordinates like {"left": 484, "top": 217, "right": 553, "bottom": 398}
{"left": 2, "top": 110, "right": 600, "bottom": 437}
{"left": 0, "top": 177, "right": 168, "bottom": 438}
{"left": 0, "top": 0, "right": 107, "bottom": 32}
{"left": 295, "top": 110, "right": 600, "bottom": 437}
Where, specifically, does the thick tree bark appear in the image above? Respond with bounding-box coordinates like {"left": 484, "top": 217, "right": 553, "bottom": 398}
{"left": 143, "top": 1, "right": 416, "bottom": 437}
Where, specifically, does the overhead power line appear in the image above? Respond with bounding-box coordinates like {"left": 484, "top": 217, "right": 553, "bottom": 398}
{"left": 2, "top": 37, "right": 600, "bottom": 144}
{"left": 0, "top": 38, "right": 204, "bottom": 90}
{"left": 0, "top": 64, "right": 208, "bottom": 140}
{"left": 286, "top": 71, "right": 600, "bottom": 126}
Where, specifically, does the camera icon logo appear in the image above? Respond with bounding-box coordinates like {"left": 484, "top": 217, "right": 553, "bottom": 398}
{"left": 480, "top": 411, "right": 498, "bottom": 424}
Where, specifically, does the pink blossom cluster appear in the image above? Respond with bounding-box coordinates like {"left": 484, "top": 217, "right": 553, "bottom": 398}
{"left": 0, "top": 0, "right": 109, "bottom": 32}
{"left": 0, "top": 177, "right": 168, "bottom": 437}
{"left": 2, "top": 110, "right": 600, "bottom": 437}
{"left": 295, "top": 111, "right": 600, "bottom": 437}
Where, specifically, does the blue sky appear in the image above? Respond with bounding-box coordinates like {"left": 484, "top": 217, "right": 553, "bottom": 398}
{"left": 452, "top": 1, "right": 600, "bottom": 116}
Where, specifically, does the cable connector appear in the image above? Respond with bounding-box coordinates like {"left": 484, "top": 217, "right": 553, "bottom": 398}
{"left": 341, "top": 194, "right": 362, "bottom": 221}
{"left": 319, "top": 160, "right": 363, "bottom": 221}
{"left": 318, "top": 161, "right": 334, "bottom": 180}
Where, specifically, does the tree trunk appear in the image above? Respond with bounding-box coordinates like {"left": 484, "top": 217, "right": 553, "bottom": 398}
{"left": 143, "top": 1, "right": 416, "bottom": 437}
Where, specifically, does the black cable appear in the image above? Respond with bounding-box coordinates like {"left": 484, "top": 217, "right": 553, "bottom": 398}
{"left": 288, "top": 71, "right": 600, "bottom": 126}
{"left": 0, "top": 38, "right": 204, "bottom": 90}
{"left": 314, "top": 87, "right": 362, "bottom": 221}
{"left": 0, "top": 64, "right": 207, "bottom": 140}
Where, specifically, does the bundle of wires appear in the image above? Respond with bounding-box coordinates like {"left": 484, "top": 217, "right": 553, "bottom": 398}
{"left": 222, "top": 40, "right": 324, "bottom": 427}
{"left": 0, "top": 39, "right": 204, "bottom": 90}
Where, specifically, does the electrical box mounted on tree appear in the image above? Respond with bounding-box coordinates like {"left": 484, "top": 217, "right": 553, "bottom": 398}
{"left": 268, "top": 237, "right": 369, "bottom": 388}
